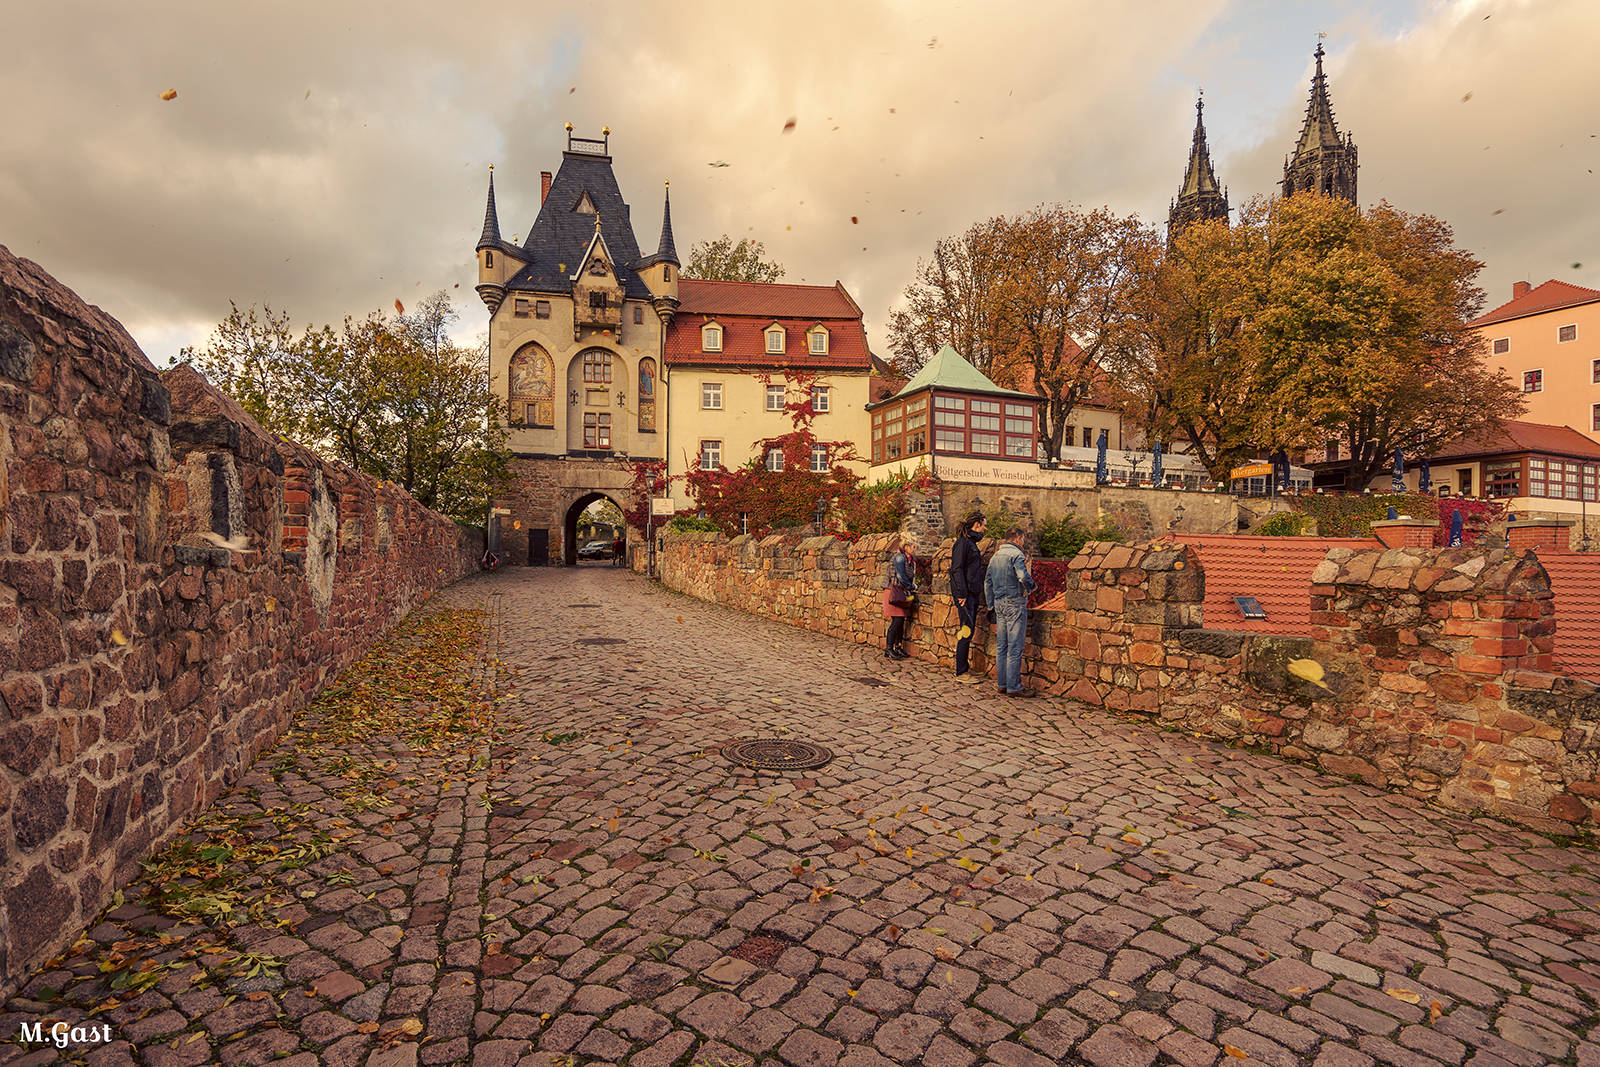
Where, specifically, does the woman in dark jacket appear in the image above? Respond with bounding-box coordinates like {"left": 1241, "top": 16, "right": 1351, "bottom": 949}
{"left": 949, "top": 512, "right": 987, "bottom": 682}
{"left": 881, "top": 538, "right": 917, "bottom": 659}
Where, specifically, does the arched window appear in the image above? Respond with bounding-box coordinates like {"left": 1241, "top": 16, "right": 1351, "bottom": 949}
{"left": 582, "top": 349, "right": 613, "bottom": 384}
{"left": 508, "top": 343, "right": 555, "bottom": 427}
{"left": 638, "top": 358, "right": 657, "bottom": 433}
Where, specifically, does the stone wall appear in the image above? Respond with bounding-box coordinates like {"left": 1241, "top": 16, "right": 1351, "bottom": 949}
{"left": 937, "top": 481, "right": 1240, "bottom": 541}
{"left": 0, "top": 246, "right": 483, "bottom": 995}
{"left": 655, "top": 529, "right": 1600, "bottom": 833}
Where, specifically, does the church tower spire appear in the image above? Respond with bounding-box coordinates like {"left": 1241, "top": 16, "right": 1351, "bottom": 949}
{"left": 1281, "top": 43, "right": 1358, "bottom": 203}
{"left": 654, "top": 182, "right": 679, "bottom": 266}
{"left": 1167, "top": 92, "right": 1230, "bottom": 244}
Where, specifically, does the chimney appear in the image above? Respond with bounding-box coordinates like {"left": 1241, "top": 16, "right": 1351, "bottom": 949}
{"left": 541, "top": 172, "right": 552, "bottom": 204}
{"left": 1513, "top": 280, "right": 1531, "bottom": 300}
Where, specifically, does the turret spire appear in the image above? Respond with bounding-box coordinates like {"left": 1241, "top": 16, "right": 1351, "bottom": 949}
{"left": 655, "top": 180, "right": 679, "bottom": 266}
{"left": 477, "top": 165, "right": 501, "bottom": 251}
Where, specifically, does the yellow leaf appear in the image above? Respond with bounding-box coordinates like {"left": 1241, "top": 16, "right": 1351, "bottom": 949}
{"left": 956, "top": 857, "right": 978, "bottom": 871}
{"left": 607, "top": 816, "right": 619, "bottom": 833}
{"left": 110, "top": 629, "right": 129, "bottom": 646}
{"left": 1286, "top": 658, "right": 1329, "bottom": 689}
{"left": 159, "top": 88, "right": 178, "bottom": 101}
{"left": 1287, "top": 986, "right": 1310, "bottom": 995}
{"left": 264, "top": 596, "right": 276, "bottom": 613}
{"left": 357, "top": 1022, "right": 379, "bottom": 1034}
{"left": 1429, "top": 1000, "right": 1443, "bottom": 1023}
{"left": 1120, "top": 834, "right": 1143, "bottom": 845}
{"left": 847, "top": 989, "right": 858, "bottom": 997}
{"left": 1224, "top": 1044, "right": 1248, "bottom": 1059}
{"left": 397, "top": 1019, "right": 423, "bottom": 1036}
{"left": 1385, "top": 988, "right": 1421, "bottom": 1004}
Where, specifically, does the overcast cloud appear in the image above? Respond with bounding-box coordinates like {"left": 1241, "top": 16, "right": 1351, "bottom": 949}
{"left": 2, "top": 0, "right": 1594, "bottom": 363}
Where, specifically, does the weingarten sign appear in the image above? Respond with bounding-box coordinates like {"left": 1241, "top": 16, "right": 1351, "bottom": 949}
{"left": 934, "top": 455, "right": 1095, "bottom": 488}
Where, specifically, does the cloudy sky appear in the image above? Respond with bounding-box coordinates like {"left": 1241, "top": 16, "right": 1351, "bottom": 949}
{"left": 3, "top": 0, "right": 1596, "bottom": 364}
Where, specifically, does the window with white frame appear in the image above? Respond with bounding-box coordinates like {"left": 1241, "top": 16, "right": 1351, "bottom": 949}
{"left": 765, "top": 384, "right": 786, "bottom": 411}
{"left": 1524, "top": 369, "right": 1543, "bottom": 393}
{"left": 702, "top": 324, "right": 722, "bottom": 352}
{"left": 812, "top": 385, "right": 830, "bottom": 413}
{"left": 766, "top": 327, "right": 786, "bottom": 353}
{"left": 1560, "top": 324, "right": 1579, "bottom": 343}
{"left": 810, "top": 444, "right": 828, "bottom": 472}
{"left": 1492, "top": 337, "right": 1510, "bottom": 355}
{"left": 700, "top": 440, "right": 721, "bottom": 470}
{"left": 701, "top": 381, "right": 723, "bottom": 409}
{"left": 808, "top": 328, "right": 829, "bottom": 355}
{"left": 765, "top": 448, "right": 784, "bottom": 472}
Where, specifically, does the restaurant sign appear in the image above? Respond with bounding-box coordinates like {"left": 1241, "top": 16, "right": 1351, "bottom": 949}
{"left": 934, "top": 455, "right": 1094, "bottom": 488}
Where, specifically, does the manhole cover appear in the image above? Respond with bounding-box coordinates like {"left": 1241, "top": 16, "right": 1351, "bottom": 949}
{"left": 576, "top": 637, "right": 627, "bottom": 645}
{"left": 850, "top": 676, "right": 889, "bottom": 688}
{"left": 722, "top": 739, "right": 834, "bottom": 771}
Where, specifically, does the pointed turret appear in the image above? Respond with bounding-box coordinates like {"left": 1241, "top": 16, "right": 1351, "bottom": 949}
{"left": 477, "top": 166, "right": 502, "bottom": 252}
{"left": 636, "top": 180, "right": 680, "bottom": 312}
{"left": 654, "top": 183, "right": 679, "bottom": 265}
{"left": 1281, "top": 43, "right": 1359, "bottom": 203}
{"left": 1167, "top": 93, "right": 1230, "bottom": 244}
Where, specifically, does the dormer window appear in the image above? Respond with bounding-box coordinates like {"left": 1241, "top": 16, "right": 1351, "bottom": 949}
{"left": 702, "top": 324, "right": 722, "bottom": 352}
{"left": 766, "top": 326, "right": 786, "bottom": 354}
{"left": 808, "top": 326, "right": 829, "bottom": 355}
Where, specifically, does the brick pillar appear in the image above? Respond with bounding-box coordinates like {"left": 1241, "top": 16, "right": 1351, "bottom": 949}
{"left": 1506, "top": 519, "right": 1574, "bottom": 554}
{"left": 1370, "top": 519, "right": 1439, "bottom": 549}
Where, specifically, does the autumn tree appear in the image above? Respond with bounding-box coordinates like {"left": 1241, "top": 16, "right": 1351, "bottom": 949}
{"left": 682, "top": 235, "right": 786, "bottom": 283}
{"left": 886, "top": 205, "right": 1144, "bottom": 458}
{"left": 180, "top": 292, "right": 510, "bottom": 524}
{"left": 1108, "top": 195, "right": 1522, "bottom": 484}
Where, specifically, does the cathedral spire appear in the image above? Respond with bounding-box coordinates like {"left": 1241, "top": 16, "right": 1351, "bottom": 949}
{"left": 1168, "top": 91, "right": 1229, "bottom": 244}
{"left": 477, "top": 165, "right": 502, "bottom": 252}
{"left": 654, "top": 181, "right": 679, "bottom": 266}
{"left": 1282, "top": 42, "right": 1359, "bottom": 203}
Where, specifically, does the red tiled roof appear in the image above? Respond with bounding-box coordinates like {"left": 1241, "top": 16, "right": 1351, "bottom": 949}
{"left": 1429, "top": 420, "right": 1600, "bottom": 462}
{"left": 1534, "top": 550, "right": 1600, "bottom": 682}
{"left": 870, "top": 373, "right": 907, "bottom": 401}
{"left": 1470, "top": 279, "right": 1600, "bottom": 328}
{"left": 665, "top": 279, "right": 871, "bottom": 369}
{"left": 676, "top": 278, "right": 862, "bottom": 318}
{"left": 1184, "top": 535, "right": 1380, "bottom": 636}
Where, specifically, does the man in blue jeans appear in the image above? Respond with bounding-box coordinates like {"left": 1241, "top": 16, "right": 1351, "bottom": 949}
{"left": 983, "top": 526, "right": 1038, "bottom": 697}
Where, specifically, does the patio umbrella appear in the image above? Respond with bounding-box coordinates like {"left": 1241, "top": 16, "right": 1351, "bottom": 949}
{"left": 1386, "top": 505, "right": 1398, "bottom": 519}
{"left": 1150, "top": 441, "right": 1164, "bottom": 487}
{"left": 1095, "top": 430, "right": 1109, "bottom": 485}
{"left": 1419, "top": 457, "right": 1431, "bottom": 494}
{"left": 1449, "top": 509, "right": 1464, "bottom": 547}
{"left": 1391, "top": 447, "right": 1405, "bottom": 493}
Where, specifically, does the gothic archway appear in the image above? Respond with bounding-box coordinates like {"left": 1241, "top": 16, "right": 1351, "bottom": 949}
{"left": 564, "top": 491, "right": 628, "bottom": 566}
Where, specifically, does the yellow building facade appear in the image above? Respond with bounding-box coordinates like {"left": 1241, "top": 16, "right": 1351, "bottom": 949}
{"left": 1472, "top": 279, "right": 1600, "bottom": 441}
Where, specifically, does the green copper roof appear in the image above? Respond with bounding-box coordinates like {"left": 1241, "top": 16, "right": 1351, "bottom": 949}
{"left": 888, "top": 345, "right": 1036, "bottom": 403}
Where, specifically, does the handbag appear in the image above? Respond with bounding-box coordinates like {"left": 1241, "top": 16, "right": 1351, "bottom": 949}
{"left": 888, "top": 583, "right": 916, "bottom": 609}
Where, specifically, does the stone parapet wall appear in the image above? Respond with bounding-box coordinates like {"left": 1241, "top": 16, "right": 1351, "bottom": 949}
{"left": 656, "top": 529, "right": 1600, "bottom": 834}
{"left": 0, "top": 246, "right": 482, "bottom": 995}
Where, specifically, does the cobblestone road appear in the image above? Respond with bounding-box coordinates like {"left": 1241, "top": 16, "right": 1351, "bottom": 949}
{"left": 7, "top": 566, "right": 1600, "bottom": 1066}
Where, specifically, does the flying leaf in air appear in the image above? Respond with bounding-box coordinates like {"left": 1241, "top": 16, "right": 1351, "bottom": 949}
{"left": 1287, "top": 658, "right": 1329, "bottom": 689}
{"left": 159, "top": 89, "right": 178, "bottom": 101}
{"left": 782, "top": 117, "right": 796, "bottom": 133}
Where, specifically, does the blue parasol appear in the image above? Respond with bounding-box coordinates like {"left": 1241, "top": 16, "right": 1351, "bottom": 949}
{"left": 1449, "top": 509, "right": 1463, "bottom": 547}
{"left": 1386, "top": 505, "right": 1398, "bottom": 519}
{"left": 1419, "top": 457, "right": 1431, "bottom": 494}
{"left": 1150, "top": 441, "right": 1164, "bottom": 487}
{"left": 1272, "top": 449, "right": 1290, "bottom": 493}
{"left": 1095, "top": 430, "right": 1109, "bottom": 485}
{"left": 1391, "top": 447, "right": 1405, "bottom": 493}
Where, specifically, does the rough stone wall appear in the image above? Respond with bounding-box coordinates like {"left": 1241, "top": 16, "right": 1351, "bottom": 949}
{"left": 494, "top": 454, "right": 639, "bottom": 565}
{"left": 0, "top": 246, "right": 482, "bottom": 995}
{"left": 938, "top": 482, "right": 1240, "bottom": 541}
{"left": 655, "top": 529, "right": 1600, "bottom": 832}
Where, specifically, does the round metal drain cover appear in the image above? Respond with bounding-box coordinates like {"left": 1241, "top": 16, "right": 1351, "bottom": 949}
{"left": 576, "top": 637, "right": 627, "bottom": 645}
{"left": 723, "top": 739, "right": 834, "bottom": 771}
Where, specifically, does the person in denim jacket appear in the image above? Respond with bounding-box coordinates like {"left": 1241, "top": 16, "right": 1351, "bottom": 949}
{"left": 881, "top": 539, "right": 917, "bottom": 660}
{"left": 983, "top": 526, "right": 1037, "bottom": 696}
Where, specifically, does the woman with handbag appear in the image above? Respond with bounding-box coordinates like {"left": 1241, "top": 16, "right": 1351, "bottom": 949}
{"left": 882, "top": 538, "right": 917, "bottom": 660}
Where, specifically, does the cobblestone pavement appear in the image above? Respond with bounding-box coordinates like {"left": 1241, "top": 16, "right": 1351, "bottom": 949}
{"left": 8, "top": 566, "right": 1600, "bottom": 1066}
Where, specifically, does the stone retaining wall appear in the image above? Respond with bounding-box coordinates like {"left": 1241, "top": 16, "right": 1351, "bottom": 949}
{"left": 655, "top": 529, "right": 1600, "bottom": 834}
{"left": 0, "top": 246, "right": 483, "bottom": 994}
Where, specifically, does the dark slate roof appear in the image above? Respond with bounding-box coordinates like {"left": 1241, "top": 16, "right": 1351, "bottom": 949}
{"left": 638, "top": 184, "right": 679, "bottom": 268}
{"left": 504, "top": 153, "right": 652, "bottom": 300}
{"left": 1294, "top": 44, "right": 1345, "bottom": 154}
{"left": 1179, "top": 97, "right": 1222, "bottom": 198}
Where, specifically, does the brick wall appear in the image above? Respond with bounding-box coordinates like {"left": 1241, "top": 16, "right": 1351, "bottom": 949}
{"left": 656, "top": 529, "right": 1600, "bottom": 834}
{"left": 0, "top": 245, "right": 483, "bottom": 994}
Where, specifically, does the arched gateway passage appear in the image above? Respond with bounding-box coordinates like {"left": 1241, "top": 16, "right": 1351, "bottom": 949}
{"left": 563, "top": 492, "right": 629, "bottom": 566}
